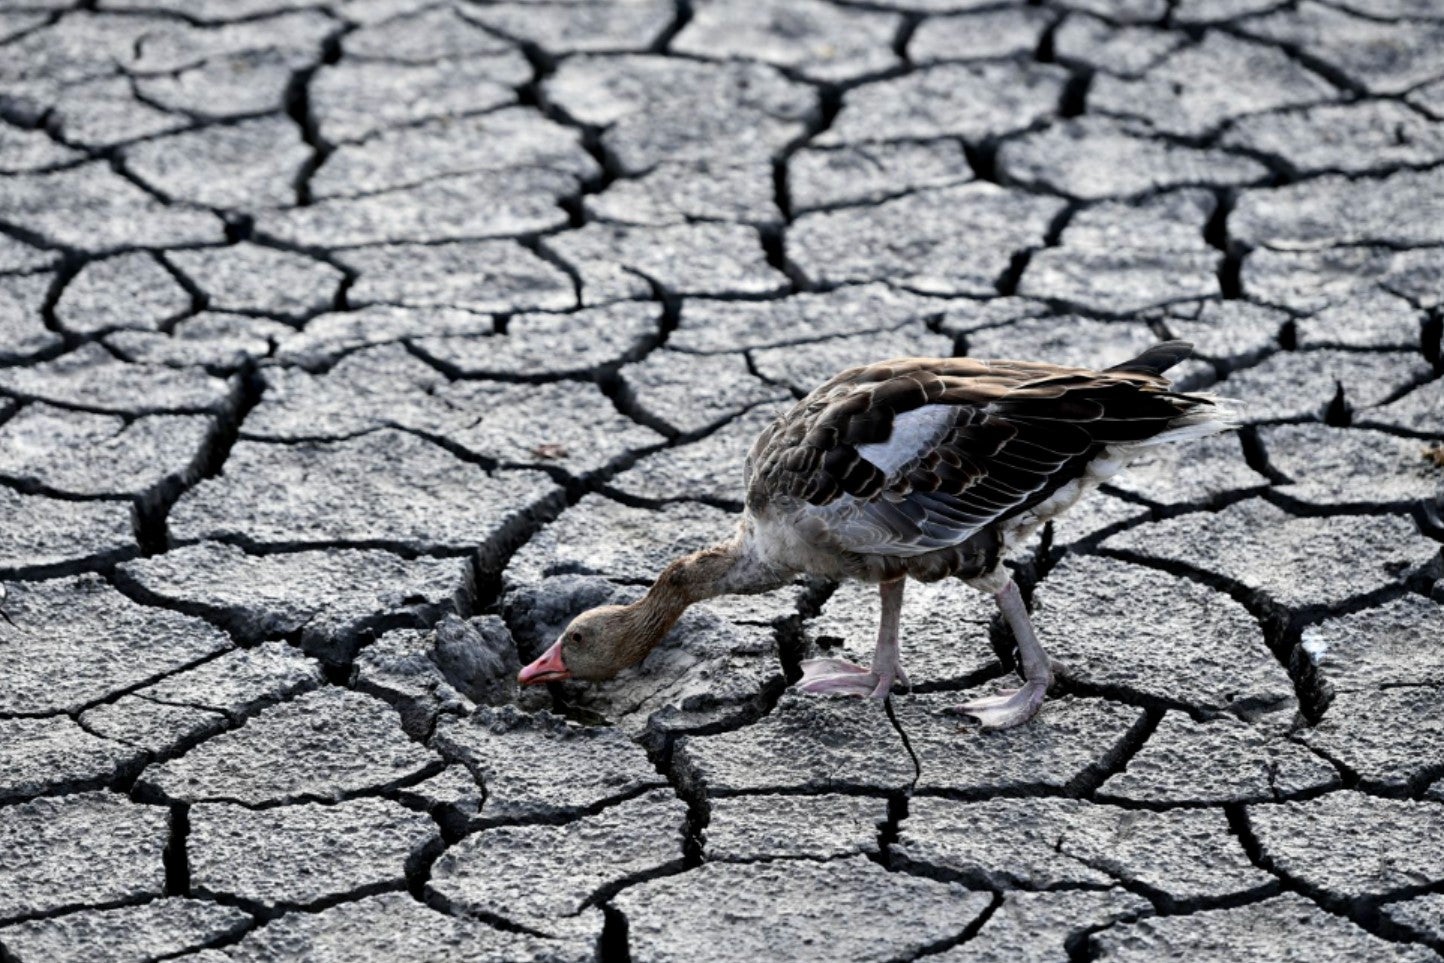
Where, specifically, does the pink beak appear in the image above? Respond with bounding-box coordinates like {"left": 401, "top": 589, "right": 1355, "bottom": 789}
{"left": 518, "top": 639, "right": 570, "bottom": 685}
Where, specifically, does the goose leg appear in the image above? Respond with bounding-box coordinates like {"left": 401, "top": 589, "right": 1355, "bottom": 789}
{"left": 797, "top": 579, "right": 909, "bottom": 700}
{"left": 952, "top": 578, "right": 1052, "bottom": 729}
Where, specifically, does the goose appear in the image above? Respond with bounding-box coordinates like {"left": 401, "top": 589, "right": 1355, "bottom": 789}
{"left": 519, "top": 341, "right": 1230, "bottom": 728}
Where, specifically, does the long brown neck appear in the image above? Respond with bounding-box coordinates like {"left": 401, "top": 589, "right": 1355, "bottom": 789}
{"left": 610, "top": 534, "right": 784, "bottom": 667}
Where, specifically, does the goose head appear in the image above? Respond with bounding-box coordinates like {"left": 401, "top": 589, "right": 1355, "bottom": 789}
{"left": 517, "top": 603, "right": 661, "bottom": 685}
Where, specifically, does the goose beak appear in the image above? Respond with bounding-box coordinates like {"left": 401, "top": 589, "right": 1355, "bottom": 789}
{"left": 518, "top": 639, "right": 570, "bottom": 685}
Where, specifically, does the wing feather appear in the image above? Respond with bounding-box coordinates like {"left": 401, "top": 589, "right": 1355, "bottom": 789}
{"left": 749, "top": 348, "right": 1217, "bottom": 558}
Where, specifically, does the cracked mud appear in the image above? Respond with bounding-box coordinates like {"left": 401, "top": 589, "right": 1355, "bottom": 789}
{"left": 1, "top": 0, "right": 1443, "bottom": 960}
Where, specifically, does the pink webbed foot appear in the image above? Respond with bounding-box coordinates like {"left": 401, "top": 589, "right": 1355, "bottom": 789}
{"left": 796, "top": 658, "right": 909, "bottom": 700}
{"left": 950, "top": 679, "right": 1048, "bottom": 730}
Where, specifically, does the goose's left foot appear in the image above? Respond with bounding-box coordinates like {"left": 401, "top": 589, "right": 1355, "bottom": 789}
{"left": 954, "top": 578, "right": 1053, "bottom": 730}
{"left": 794, "top": 578, "right": 909, "bottom": 701}
{"left": 797, "top": 658, "right": 910, "bottom": 699}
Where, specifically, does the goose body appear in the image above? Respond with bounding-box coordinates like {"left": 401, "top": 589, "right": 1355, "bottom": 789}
{"left": 521, "top": 341, "right": 1231, "bottom": 728}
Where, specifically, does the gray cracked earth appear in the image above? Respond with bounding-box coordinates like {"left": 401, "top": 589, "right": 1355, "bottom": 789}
{"left": 1, "top": 0, "right": 1443, "bottom": 960}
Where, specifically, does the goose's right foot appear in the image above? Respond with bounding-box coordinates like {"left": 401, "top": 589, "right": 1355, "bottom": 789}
{"left": 950, "top": 680, "right": 1048, "bottom": 729}
{"left": 953, "top": 577, "right": 1054, "bottom": 730}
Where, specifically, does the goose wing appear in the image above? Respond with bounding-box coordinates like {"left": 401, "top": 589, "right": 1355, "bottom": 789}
{"left": 747, "top": 344, "right": 1209, "bottom": 558}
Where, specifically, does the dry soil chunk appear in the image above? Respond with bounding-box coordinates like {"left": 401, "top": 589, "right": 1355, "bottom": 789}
{"left": 752, "top": 324, "right": 954, "bottom": 395}
{"left": 615, "top": 858, "right": 992, "bottom": 963}
{"left": 0, "top": 161, "right": 225, "bottom": 252}
{"left": 135, "top": 50, "right": 300, "bottom": 122}
{"left": 0, "top": 792, "right": 168, "bottom": 921}
{"left": 431, "top": 707, "right": 664, "bottom": 823}
{"left": 413, "top": 300, "right": 659, "bottom": 377}
{"left": 896, "top": 796, "right": 1269, "bottom": 902}
{"left": 1158, "top": 299, "right": 1288, "bottom": 368}
{"left": 674, "top": 693, "right": 914, "bottom": 796}
{"left": 54, "top": 251, "right": 191, "bottom": 336}
{"left": 966, "top": 315, "right": 1159, "bottom": 370}
{"left": 678, "top": 285, "right": 944, "bottom": 354}
{"left": 1098, "top": 712, "right": 1339, "bottom": 804}
{"left": 1241, "top": 245, "right": 1444, "bottom": 314}
{"left": 168, "top": 430, "right": 562, "bottom": 557}
{"left": 585, "top": 159, "right": 779, "bottom": 228}
{"left": 104, "top": 313, "right": 291, "bottom": 372}
{"left": 428, "top": 789, "right": 685, "bottom": 939}
{"left": 353, "top": 621, "right": 480, "bottom": 737}
{"left": 0, "top": 574, "right": 231, "bottom": 715}
{"left": 821, "top": 61, "right": 1069, "bottom": 145}
{"left": 261, "top": 168, "right": 578, "bottom": 248}
{"left": 1053, "top": 13, "right": 1186, "bottom": 77}
{"left": 393, "top": 765, "right": 485, "bottom": 835}
{"left": 704, "top": 794, "right": 887, "bottom": 861}
{"left": 1293, "top": 289, "right": 1425, "bottom": 352}
{"left": 931, "top": 889, "right": 1151, "bottom": 963}
{"left": 0, "top": 898, "right": 251, "bottom": 963}
{"left": 440, "top": 379, "right": 666, "bottom": 479}
{"left": 1383, "top": 893, "right": 1444, "bottom": 945}
{"left": 309, "top": 109, "right": 595, "bottom": 201}
{"left": 1233, "top": 168, "right": 1444, "bottom": 251}
{"left": 673, "top": 0, "right": 902, "bottom": 83}
{"left": 137, "top": 687, "right": 441, "bottom": 805}
{"left": 909, "top": 7, "right": 1053, "bottom": 62}
{"left": 0, "top": 715, "right": 142, "bottom": 801}
{"left": 1103, "top": 498, "right": 1440, "bottom": 612}
{"left": 0, "top": 117, "right": 83, "bottom": 171}
{"left": 1298, "top": 685, "right": 1444, "bottom": 792}
{"left": 0, "top": 404, "right": 211, "bottom": 499}
{"left": 1363, "top": 377, "right": 1444, "bottom": 437}
{"left": 0, "top": 272, "right": 60, "bottom": 362}
{"left": 608, "top": 403, "right": 784, "bottom": 506}
{"left": 507, "top": 496, "right": 734, "bottom": 588}
{"left": 212, "top": 891, "right": 588, "bottom": 963}
{"left": 790, "top": 183, "right": 1065, "bottom": 295}
{"left": 543, "top": 55, "right": 816, "bottom": 174}
{"left": 459, "top": 0, "right": 673, "bottom": 55}
{"left": 805, "top": 578, "right": 997, "bottom": 691}
{"left": 165, "top": 243, "right": 343, "bottom": 320}
{"left": 1089, "top": 31, "right": 1336, "bottom": 138}
{"left": 542, "top": 222, "right": 789, "bottom": 304}
{"left": 120, "top": 542, "right": 471, "bottom": 662}
{"left": 1222, "top": 100, "right": 1444, "bottom": 176}
{"left": 1299, "top": 594, "right": 1444, "bottom": 694}
{"left": 342, "top": 5, "right": 509, "bottom": 63}
{"left": 619, "top": 349, "right": 789, "bottom": 436}
{"left": 123, "top": 116, "right": 309, "bottom": 209}
{"left": 1239, "top": 1, "right": 1444, "bottom": 95}
{"left": 274, "top": 305, "right": 491, "bottom": 368}
{"left": 1034, "top": 554, "right": 1294, "bottom": 716}
{"left": 0, "top": 343, "right": 237, "bottom": 415}
{"left": 1218, "top": 348, "right": 1432, "bottom": 422}
{"left": 1262, "top": 424, "right": 1444, "bottom": 509}
{"left": 999, "top": 116, "right": 1267, "bottom": 200}
{"left": 897, "top": 693, "right": 1149, "bottom": 796}
{"left": 338, "top": 240, "right": 576, "bottom": 313}
{"left": 1019, "top": 191, "right": 1221, "bottom": 314}
{"left": 189, "top": 797, "right": 439, "bottom": 908}
{"left": 76, "top": 696, "right": 228, "bottom": 759}
{"left": 1107, "top": 431, "right": 1265, "bottom": 507}
{"left": 1090, "top": 893, "right": 1441, "bottom": 962}
{"left": 137, "top": 641, "right": 324, "bottom": 720}
{"left": 787, "top": 142, "right": 975, "bottom": 215}
{"left": 1248, "top": 791, "right": 1444, "bottom": 902}
{"left": 0, "top": 487, "right": 136, "bottom": 576}
{"left": 310, "top": 52, "right": 529, "bottom": 144}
